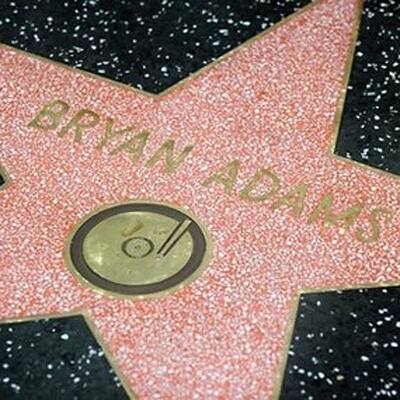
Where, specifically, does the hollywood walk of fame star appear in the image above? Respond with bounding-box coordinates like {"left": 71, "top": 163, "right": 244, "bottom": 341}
{"left": 0, "top": 0, "right": 399, "bottom": 398}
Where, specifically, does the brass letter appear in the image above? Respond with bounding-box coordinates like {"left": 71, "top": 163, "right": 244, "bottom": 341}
{"left": 146, "top": 139, "right": 193, "bottom": 174}
{"left": 239, "top": 168, "right": 280, "bottom": 202}
{"left": 96, "top": 117, "right": 136, "bottom": 150}
{"left": 355, "top": 208, "right": 393, "bottom": 243}
{"left": 110, "top": 130, "right": 150, "bottom": 164}
{"left": 28, "top": 100, "right": 70, "bottom": 131}
{"left": 202, "top": 160, "right": 240, "bottom": 194}
{"left": 307, "top": 193, "right": 363, "bottom": 229}
{"left": 271, "top": 183, "right": 308, "bottom": 218}
{"left": 58, "top": 109, "right": 100, "bottom": 143}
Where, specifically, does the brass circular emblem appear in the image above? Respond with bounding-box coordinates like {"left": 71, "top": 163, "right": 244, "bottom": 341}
{"left": 65, "top": 201, "right": 212, "bottom": 299}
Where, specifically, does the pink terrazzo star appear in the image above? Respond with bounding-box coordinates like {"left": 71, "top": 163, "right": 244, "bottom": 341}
{"left": 0, "top": 0, "right": 399, "bottom": 398}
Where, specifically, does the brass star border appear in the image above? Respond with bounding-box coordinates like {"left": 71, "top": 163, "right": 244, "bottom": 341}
{"left": 0, "top": 0, "right": 399, "bottom": 398}
{"left": 271, "top": 3, "right": 400, "bottom": 396}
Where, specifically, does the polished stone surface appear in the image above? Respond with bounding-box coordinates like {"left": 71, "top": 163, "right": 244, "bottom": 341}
{"left": 280, "top": 288, "right": 400, "bottom": 399}
{"left": 0, "top": 315, "right": 129, "bottom": 399}
{"left": 334, "top": 0, "right": 400, "bottom": 176}
{"left": 0, "top": 0, "right": 399, "bottom": 398}
{"left": 0, "top": 0, "right": 311, "bottom": 93}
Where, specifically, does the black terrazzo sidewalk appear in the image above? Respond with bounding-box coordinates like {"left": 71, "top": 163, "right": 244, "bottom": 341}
{"left": 0, "top": 0, "right": 312, "bottom": 94}
{"left": 334, "top": 0, "right": 400, "bottom": 176}
{"left": 280, "top": 287, "right": 400, "bottom": 400}
{"left": 0, "top": 315, "right": 130, "bottom": 400}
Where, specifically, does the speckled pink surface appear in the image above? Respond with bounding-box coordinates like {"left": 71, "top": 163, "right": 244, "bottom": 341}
{"left": 0, "top": 0, "right": 399, "bottom": 398}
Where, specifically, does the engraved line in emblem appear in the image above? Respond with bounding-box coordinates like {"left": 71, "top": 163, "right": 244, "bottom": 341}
{"left": 122, "top": 236, "right": 155, "bottom": 259}
{"left": 157, "top": 220, "right": 184, "bottom": 254}
{"left": 157, "top": 219, "right": 192, "bottom": 257}
{"left": 121, "top": 219, "right": 144, "bottom": 237}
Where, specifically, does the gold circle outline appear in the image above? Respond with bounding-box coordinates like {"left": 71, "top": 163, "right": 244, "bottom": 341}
{"left": 64, "top": 200, "right": 213, "bottom": 301}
